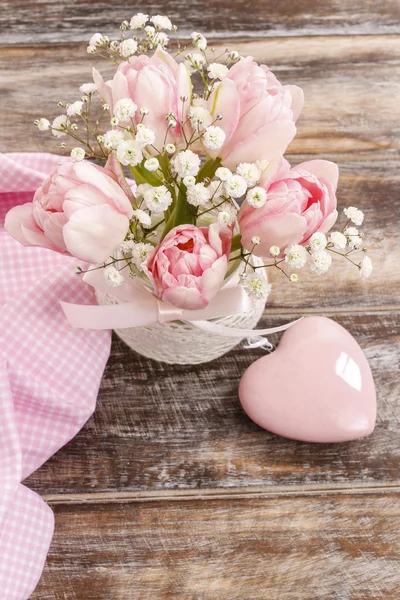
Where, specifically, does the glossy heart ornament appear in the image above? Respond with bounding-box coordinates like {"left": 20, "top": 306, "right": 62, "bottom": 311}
{"left": 239, "top": 316, "right": 376, "bottom": 443}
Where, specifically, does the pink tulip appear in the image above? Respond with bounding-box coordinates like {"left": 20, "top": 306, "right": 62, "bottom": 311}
{"left": 207, "top": 57, "right": 304, "bottom": 169}
{"left": 144, "top": 224, "right": 232, "bottom": 310}
{"left": 5, "top": 161, "right": 133, "bottom": 263}
{"left": 239, "top": 158, "right": 339, "bottom": 256}
{"left": 93, "top": 47, "right": 192, "bottom": 150}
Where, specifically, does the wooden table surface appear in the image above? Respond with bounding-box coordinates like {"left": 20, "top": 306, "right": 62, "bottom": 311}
{"left": 1, "top": 2, "right": 400, "bottom": 598}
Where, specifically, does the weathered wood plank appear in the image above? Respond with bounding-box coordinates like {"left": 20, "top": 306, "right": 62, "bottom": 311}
{"left": 1, "top": 36, "right": 399, "bottom": 156}
{"left": 1, "top": 0, "right": 400, "bottom": 45}
{"left": 32, "top": 492, "right": 400, "bottom": 599}
{"left": 25, "top": 311, "right": 400, "bottom": 496}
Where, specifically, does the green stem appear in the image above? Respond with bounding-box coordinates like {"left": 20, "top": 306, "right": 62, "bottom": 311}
{"left": 230, "top": 234, "right": 242, "bottom": 253}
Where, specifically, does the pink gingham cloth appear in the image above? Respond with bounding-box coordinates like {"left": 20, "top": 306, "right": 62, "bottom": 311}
{"left": 0, "top": 153, "right": 112, "bottom": 599}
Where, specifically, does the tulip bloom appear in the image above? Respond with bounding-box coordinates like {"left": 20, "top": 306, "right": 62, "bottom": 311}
{"left": 239, "top": 158, "right": 339, "bottom": 256}
{"left": 144, "top": 224, "right": 232, "bottom": 310}
{"left": 206, "top": 57, "right": 304, "bottom": 169}
{"left": 5, "top": 161, "right": 133, "bottom": 263}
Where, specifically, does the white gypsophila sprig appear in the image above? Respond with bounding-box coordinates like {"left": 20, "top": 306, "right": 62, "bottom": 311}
{"left": 308, "top": 232, "right": 327, "bottom": 252}
{"left": 236, "top": 163, "right": 261, "bottom": 188}
{"left": 344, "top": 226, "right": 363, "bottom": 249}
{"left": 116, "top": 140, "right": 143, "bottom": 166}
{"left": 191, "top": 32, "right": 207, "bottom": 50}
{"left": 172, "top": 150, "right": 201, "bottom": 178}
{"left": 218, "top": 206, "right": 237, "bottom": 227}
{"left": 207, "top": 180, "right": 225, "bottom": 199}
{"left": 120, "top": 38, "right": 138, "bottom": 58}
{"left": 136, "top": 183, "right": 152, "bottom": 199}
{"left": 359, "top": 256, "right": 373, "bottom": 278}
{"left": 151, "top": 15, "right": 173, "bottom": 30}
{"left": 67, "top": 101, "right": 84, "bottom": 117}
{"left": 71, "top": 147, "right": 85, "bottom": 162}
{"left": 36, "top": 118, "right": 50, "bottom": 131}
{"left": 243, "top": 275, "right": 271, "bottom": 300}
{"left": 135, "top": 125, "right": 156, "bottom": 148}
{"left": 185, "top": 53, "right": 206, "bottom": 74}
{"left": 130, "top": 13, "right": 149, "bottom": 29}
{"left": 207, "top": 63, "right": 229, "bottom": 80}
{"left": 165, "top": 143, "right": 176, "bottom": 154}
{"left": 203, "top": 126, "right": 226, "bottom": 150}
{"left": 309, "top": 250, "right": 332, "bottom": 274}
{"left": 143, "top": 186, "right": 173, "bottom": 213}
{"left": 103, "top": 129, "right": 124, "bottom": 149}
{"left": 132, "top": 209, "right": 152, "bottom": 228}
{"left": 114, "top": 98, "right": 137, "bottom": 123}
{"left": 183, "top": 175, "right": 196, "bottom": 187}
{"left": 51, "top": 115, "right": 69, "bottom": 137}
{"left": 80, "top": 82, "right": 97, "bottom": 95}
{"left": 104, "top": 265, "right": 125, "bottom": 287}
{"left": 215, "top": 167, "right": 232, "bottom": 182}
{"left": 330, "top": 231, "right": 347, "bottom": 250}
{"left": 131, "top": 243, "right": 154, "bottom": 271}
{"left": 284, "top": 244, "right": 308, "bottom": 269}
{"left": 246, "top": 186, "right": 267, "bottom": 208}
{"left": 344, "top": 206, "right": 364, "bottom": 226}
{"left": 225, "top": 175, "right": 247, "bottom": 199}
{"left": 269, "top": 245, "right": 280, "bottom": 257}
{"left": 186, "top": 183, "right": 211, "bottom": 207}
{"left": 144, "top": 157, "right": 160, "bottom": 172}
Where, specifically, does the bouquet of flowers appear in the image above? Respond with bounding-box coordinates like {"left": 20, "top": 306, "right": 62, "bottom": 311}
{"left": 5, "top": 14, "right": 372, "bottom": 364}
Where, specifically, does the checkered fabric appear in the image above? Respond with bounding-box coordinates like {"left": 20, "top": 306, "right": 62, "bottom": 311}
{"left": 0, "top": 153, "right": 112, "bottom": 599}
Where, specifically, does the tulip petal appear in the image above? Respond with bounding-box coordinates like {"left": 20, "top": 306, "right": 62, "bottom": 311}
{"left": 286, "top": 85, "right": 304, "bottom": 122}
{"left": 72, "top": 162, "right": 133, "bottom": 216}
{"left": 294, "top": 160, "right": 339, "bottom": 192}
{"left": 5, "top": 203, "right": 58, "bottom": 251}
{"left": 63, "top": 204, "right": 129, "bottom": 263}
{"left": 208, "top": 79, "right": 240, "bottom": 147}
{"left": 92, "top": 67, "right": 113, "bottom": 107}
{"left": 162, "top": 285, "right": 206, "bottom": 310}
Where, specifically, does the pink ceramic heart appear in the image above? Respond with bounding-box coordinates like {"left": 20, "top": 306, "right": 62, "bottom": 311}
{"left": 239, "top": 316, "right": 376, "bottom": 443}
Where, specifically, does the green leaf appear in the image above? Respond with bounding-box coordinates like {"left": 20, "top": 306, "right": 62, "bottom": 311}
{"left": 197, "top": 157, "right": 222, "bottom": 182}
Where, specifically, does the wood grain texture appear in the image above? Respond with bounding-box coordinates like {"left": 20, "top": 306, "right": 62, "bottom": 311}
{"left": 26, "top": 311, "right": 400, "bottom": 496}
{"left": 1, "top": 0, "right": 400, "bottom": 45}
{"left": 31, "top": 492, "right": 400, "bottom": 599}
{"left": 1, "top": 36, "right": 399, "bottom": 157}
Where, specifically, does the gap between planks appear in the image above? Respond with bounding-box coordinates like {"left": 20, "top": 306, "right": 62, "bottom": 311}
{"left": 262, "top": 306, "right": 400, "bottom": 317}
{"left": 42, "top": 482, "right": 400, "bottom": 506}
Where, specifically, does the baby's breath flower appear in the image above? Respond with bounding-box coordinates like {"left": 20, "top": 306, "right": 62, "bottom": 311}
{"left": 344, "top": 206, "right": 364, "bottom": 226}
{"left": 70, "top": 147, "right": 85, "bottom": 162}
{"left": 136, "top": 183, "right": 152, "bottom": 198}
{"left": 135, "top": 126, "right": 156, "bottom": 148}
{"left": 120, "top": 38, "right": 138, "bottom": 58}
{"left": 104, "top": 129, "right": 124, "bottom": 150}
{"left": 132, "top": 242, "right": 154, "bottom": 270}
{"left": 119, "top": 240, "right": 135, "bottom": 256}
{"left": 140, "top": 107, "right": 149, "bottom": 116}
{"left": 104, "top": 265, "right": 124, "bottom": 287}
{"left": 225, "top": 175, "right": 247, "bottom": 199}
{"left": 309, "top": 250, "right": 332, "bottom": 274}
{"left": 208, "top": 180, "right": 224, "bottom": 199}
{"left": 246, "top": 186, "right": 267, "bottom": 208}
{"left": 183, "top": 175, "right": 196, "bottom": 187}
{"left": 172, "top": 150, "right": 201, "bottom": 178}
{"left": 243, "top": 275, "right": 271, "bottom": 300}
{"left": 151, "top": 15, "right": 172, "bottom": 30}
{"left": 130, "top": 13, "right": 148, "bottom": 29}
{"left": 37, "top": 118, "right": 50, "bottom": 131}
{"left": 359, "top": 256, "right": 373, "bottom": 278}
{"left": 165, "top": 143, "right": 176, "bottom": 154}
{"left": 203, "top": 125, "right": 226, "bottom": 150}
{"left": 229, "top": 50, "right": 240, "bottom": 61}
{"left": 309, "top": 232, "right": 327, "bottom": 252}
{"left": 143, "top": 186, "right": 173, "bottom": 213}
{"left": 218, "top": 208, "right": 236, "bottom": 227}
{"left": 215, "top": 167, "right": 232, "bottom": 182}
{"left": 79, "top": 82, "right": 97, "bottom": 94}
{"left": 330, "top": 231, "right": 347, "bottom": 250}
{"left": 102, "top": 103, "right": 110, "bottom": 111}
{"left": 114, "top": 98, "right": 137, "bottom": 123}
{"left": 284, "top": 244, "right": 308, "bottom": 269}
{"left": 344, "top": 226, "right": 362, "bottom": 249}
{"left": 166, "top": 113, "right": 177, "bottom": 128}
{"left": 144, "top": 157, "right": 159, "bottom": 172}
{"left": 67, "top": 100, "right": 84, "bottom": 117}
{"left": 185, "top": 53, "right": 206, "bottom": 73}
{"left": 188, "top": 105, "right": 213, "bottom": 130}
{"left": 236, "top": 163, "right": 261, "bottom": 187}
{"left": 290, "top": 273, "right": 299, "bottom": 283}
{"left": 156, "top": 32, "right": 170, "bottom": 47}
{"left": 207, "top": 63, "right": 229, "bottom": 80}
{"left": 89, "top": 33, "right": 103, "bottom": 47}
{"left": 269, "top": 245, "right": 280, "bottom": 257}
{"left": 116, "top": 139, "right": 143, "bottom": 165}
{"left": 87, "top": 45, "right": 97, "bottom": 54}
{"left": 186, "top": 182, "right": 211, "bottom": 207}
{"left": 51, "top": 115, "right": 69, "bottom": 137}
{"left": 110, "top": 117, "right": 119, "bottom": 127}
{"left": 191, "top": 32, "right": 207, "bottom": 50}
{"left": 132, "top": 209, "right": 152, "bottom": 228}
{"left": 251, "top": 236, "right": 261, "bottom": 245}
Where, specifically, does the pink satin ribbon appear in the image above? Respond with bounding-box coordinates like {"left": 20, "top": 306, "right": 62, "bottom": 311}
{"left": 61, "top": 267, "right": 301, "bottom": 338}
